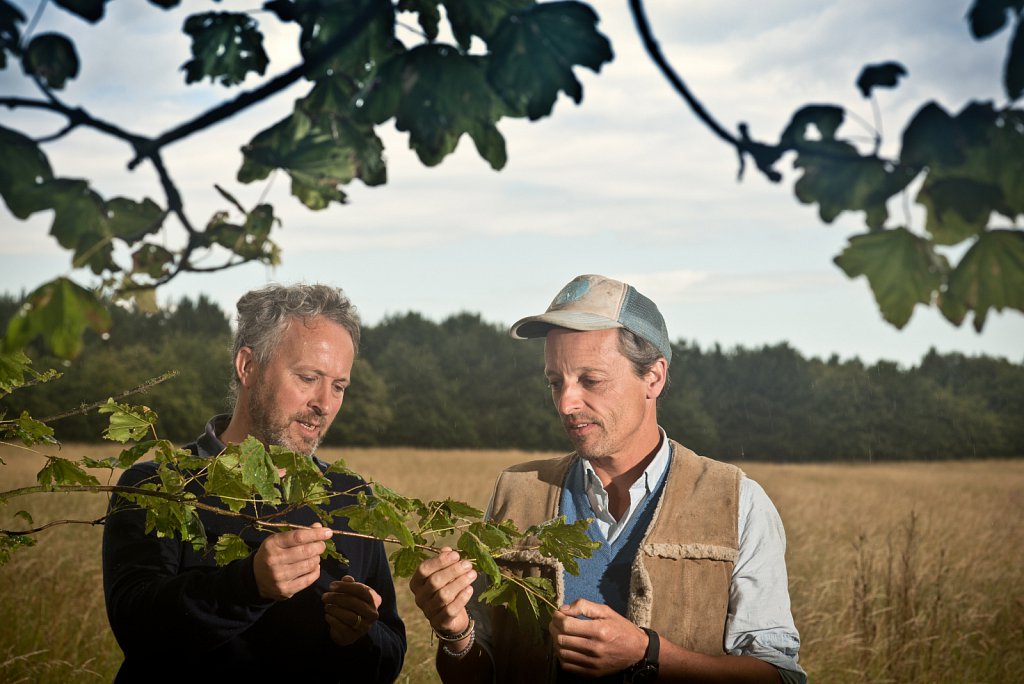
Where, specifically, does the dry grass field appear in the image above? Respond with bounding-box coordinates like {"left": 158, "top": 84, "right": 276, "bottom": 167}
{"left": 1, "top": 442, "right": 1022, "bottom": 683}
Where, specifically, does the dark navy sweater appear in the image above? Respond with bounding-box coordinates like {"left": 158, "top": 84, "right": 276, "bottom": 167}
{"left": 101, "top": 416, "right": 406, "bottom": 682}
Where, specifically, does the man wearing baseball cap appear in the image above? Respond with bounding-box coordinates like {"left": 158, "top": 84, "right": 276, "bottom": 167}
{"left": 410, "top": 274, "right": 805, "bottom": 683}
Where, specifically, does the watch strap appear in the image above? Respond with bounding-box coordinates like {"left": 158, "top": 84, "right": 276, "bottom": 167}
{"left": 642, "top": 627, "right": 659, "bottom": 664}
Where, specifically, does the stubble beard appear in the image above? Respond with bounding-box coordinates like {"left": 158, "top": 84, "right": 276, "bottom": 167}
{"left": 248, "top": 381, "right": 323, "bottom": 457}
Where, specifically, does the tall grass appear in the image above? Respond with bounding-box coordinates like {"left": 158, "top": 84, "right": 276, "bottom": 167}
{"left": 1, "top": 444, "right": 1022, "bottom": 683}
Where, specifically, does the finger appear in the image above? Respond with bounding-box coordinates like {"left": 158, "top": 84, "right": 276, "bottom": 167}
{"left": 328, "top": 577, "right": 374, "bottom": 602}
{"left": 325, "top": 610, "right": 369, "bottom": 646}
{"left": 408, "top": 548, "right": 461, "bottom": 590}
{"left": 277, "top": 525, "right": 333, "bottom": 547}
{"left": 323, "top": 597, "right": 380, "bottom": 625}
{"left": 413, "top": 561, "right": 476, "bottom": 614}
{"left": 560, "top": 598, "right": 607, "bottom": 619}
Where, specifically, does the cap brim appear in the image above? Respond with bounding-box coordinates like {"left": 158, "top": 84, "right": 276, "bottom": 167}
{"left": 509, "top": 312, "right": 624, "bottom": 339}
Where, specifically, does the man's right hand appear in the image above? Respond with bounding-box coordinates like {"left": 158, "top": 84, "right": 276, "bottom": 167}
{"left": 253, "top": 523, "right": 332, "bottom": 600}
{"left": 409, "top": 546, "right": 477, "bottom": 636}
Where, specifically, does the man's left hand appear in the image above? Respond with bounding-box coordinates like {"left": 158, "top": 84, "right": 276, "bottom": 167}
{"left": 549, "top": 599, "right": 649, "bottom": 677}
{"left": 322, "top": 575, "right": 382, "bottom": 646}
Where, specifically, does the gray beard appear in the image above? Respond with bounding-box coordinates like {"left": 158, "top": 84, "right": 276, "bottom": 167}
{"left": 247, "top": 383, "right": 321, "bottom": 457}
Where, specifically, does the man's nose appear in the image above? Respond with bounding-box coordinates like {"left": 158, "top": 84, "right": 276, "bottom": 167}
{"left": 308, "top": 383, "right": 332, "bottom": 415}
{"left": 555, "top": 383, "right": 583, "bottom": 416}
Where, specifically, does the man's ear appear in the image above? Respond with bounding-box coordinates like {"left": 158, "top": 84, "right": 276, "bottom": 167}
{"left": 235, "top": 347, "right": 258, "bottom": 388}
{"left": 646, "top": 357, "right": 668, "bottom": 400}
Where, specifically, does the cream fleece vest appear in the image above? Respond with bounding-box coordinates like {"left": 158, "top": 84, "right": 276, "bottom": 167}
{"left": 482, "top": 440, "right": 742, "bottom": 683}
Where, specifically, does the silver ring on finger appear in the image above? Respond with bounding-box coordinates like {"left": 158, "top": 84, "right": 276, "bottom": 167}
{"left": 354, "top": 614, "right": 362, "bottom": 629}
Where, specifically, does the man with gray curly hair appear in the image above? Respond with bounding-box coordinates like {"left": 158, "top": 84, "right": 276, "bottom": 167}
{"left": 103, "top": 283, "right": 406, "bottom": 682}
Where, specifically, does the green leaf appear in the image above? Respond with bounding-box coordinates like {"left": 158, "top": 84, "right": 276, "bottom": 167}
{"left": 182, "top": 12, "right": 268, "bottom": 87}
{"left": 131, "top": 243, "right": 175, "bottom": 279}
{"left": 901, "top": 102, "right": 962, "bottom": 168}
{"left": 457, "top": 529, "right": 501, "bottom": 583}
{"left": 944, "top": 229, "right": 1024, "bottom": 331}
{"left": 487, "top": 1, "right": 613, "bottom": 121}
{"left": 239, "top": 437, "right": 281, "bottom": 504}
{"left": 202, "top": 211, "right": 280, "bottom": 262}
{"left": 418, "top": 498, "right": 485, "bottom": 536}
{"left": 214, "top": 534, "right": 252, "bottom": 565}
{"left": 373, "top": 482, "right": 418, "bottom": 513}
{"left": 855, "top": 61, "right": 907, "bottom": 98}
{"left": 530, "top": 516, "right": 600, "bottom": 576}
{"left": 98, "top": 399, "right": 157, "bottom": 443}
{"left": 291, "top": 0, "right": 400, "bottom": 81}
{"left": 477, "top": 574, "right": 518, "bottom": 609}
{"left": 443, "top": 0, "right": 534, "bottom": 50}
{"left": 4, "top": 277, "right": 111, "bottom": 360}
{"left": 4, "top": 411, "right": 56, "bottom": 447}
{"left": 917, "top": 176, "right": 1001, "bottom": 245}
{"left": 42, "top": 179, "right": 118, "bottom": 273}
{"left": 318, "top": 537, "right": 349, "bottom": 565}
{"left": 272, "top": 445, "right": 329, "bottom": 505}
{"left": 325, "top": 458, "right": 360, "bottom": 479}
{"left": 106, "top": 196, "right": 165, "bottom": 241}
{"left": 780, "top": 105, "right": 845, "bottom": 146}
{"left": 205, "top": 447, "right": 251, "bottom": 513}
{"left": 967, "top": 0, "right": 1021, "bottom": 39}
{"left": 0, "top": 124, "right": 54, "bottom": 219}
{"left": 792, "top": 140, "right": 917, "bottom": 228}
{"left": 390, "top": 546, "right": 429, "bottom": 577}
{"left": 0, "top": 2, "right": 26, "bottom": 70}
{"left": 477, "top": 574, "right": 553, "bottom": 639}
{"left": 239, "top": 110, "right": 385, "bottom": 210}
{"left": 363, "top": 44, "right": 507, "bottom": 168}
{"left": 15, "top": 510, "right": 32, "bottom": 524}
{"left": 834, "top": 228, "right": 949, "bottom": 328}
{"left": 37, "top": 456, "right": 100, "bottom": 487}
{"left": 53, "top": 0, "right": 109, "bottom": 23}
{"left": 0, "top": 535, "right": 36, "bottom": 566}
{"left": 22, "top": 32, "right": 79, "bottom": 89}
{"left": 336, "top": 497, "right": 415, "bottom": 547}
{"left": 0, "top": 350, "right": 59, "bottom": 398}
{"left": 132, "top": 489, "right": 205, "bottom": 551}
{"left": 904, "top": 102, "right": 1024, "bottom": 223}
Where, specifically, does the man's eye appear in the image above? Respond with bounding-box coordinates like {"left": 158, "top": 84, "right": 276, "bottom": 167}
{"left": 300, "top": 375, "right": 316, "bottom": 383}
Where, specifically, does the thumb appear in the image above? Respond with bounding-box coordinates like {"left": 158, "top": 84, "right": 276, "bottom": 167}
{"left": 562, "top": 598, "right": 607, "bottom": 619}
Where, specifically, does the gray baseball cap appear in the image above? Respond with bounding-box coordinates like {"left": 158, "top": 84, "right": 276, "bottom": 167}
{"left": 509, "top": 274, "right": 672, "bottom": 365}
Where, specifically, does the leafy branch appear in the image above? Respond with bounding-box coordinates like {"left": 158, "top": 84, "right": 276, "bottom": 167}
{"left": 0, "top": 367, "right": 599, "bottom": 630}
{"left": 0, "top": 0, "right": 613, "bottom": 359}
{"left": 628, "top": 0, "right": 1024, "bottom": 331}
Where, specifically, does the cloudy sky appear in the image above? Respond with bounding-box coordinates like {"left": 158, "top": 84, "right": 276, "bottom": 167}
{"left": 1, "top": 0, "right": 1021, "bottom": 366}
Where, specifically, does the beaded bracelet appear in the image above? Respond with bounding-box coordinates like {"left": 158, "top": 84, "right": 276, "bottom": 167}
{"left": 432, "top": 616, "right": 475, "bottom": 643}
{"left": 440, "top": 628, "right": 476, "bottom": 659}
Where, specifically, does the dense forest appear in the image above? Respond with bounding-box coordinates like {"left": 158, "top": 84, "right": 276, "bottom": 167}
{"left": 2, "top": 293, "right": 1021, "bottom": 461}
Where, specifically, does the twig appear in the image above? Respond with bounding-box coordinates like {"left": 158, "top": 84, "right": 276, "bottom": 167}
{"left": 627, "top": 0, "right": 738, "bottom": 148}
{"left": 35, "top": 371, "right": 179, "bottom": 424}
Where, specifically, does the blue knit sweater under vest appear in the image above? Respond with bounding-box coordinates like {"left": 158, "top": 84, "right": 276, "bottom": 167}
{"left": 559, "top": 453, "right": 671, "bottom": 616}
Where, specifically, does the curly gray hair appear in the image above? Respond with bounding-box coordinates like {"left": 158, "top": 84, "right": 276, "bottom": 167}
{"left": 228, "top": 283, "right": 361, "bottom": 403}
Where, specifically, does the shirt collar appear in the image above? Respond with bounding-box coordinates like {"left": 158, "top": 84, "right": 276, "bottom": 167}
{"left": 580, "top": 427, "right": 671, "bottom": 513}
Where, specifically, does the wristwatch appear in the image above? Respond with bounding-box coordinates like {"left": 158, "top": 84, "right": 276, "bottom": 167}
{"left": 622, "top": 627, "right": 660, "bottom": 683}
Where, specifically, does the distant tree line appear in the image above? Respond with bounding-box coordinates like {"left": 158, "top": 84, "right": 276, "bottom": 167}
{"left": 2, "top": 293, "right": 1021, "bottom": 461}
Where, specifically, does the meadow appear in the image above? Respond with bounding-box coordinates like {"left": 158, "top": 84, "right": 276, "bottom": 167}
{"left": 1, "top": 442, "right": 1022, "bottom": 683}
